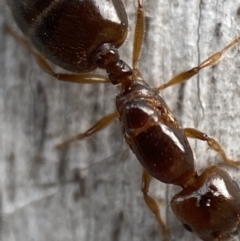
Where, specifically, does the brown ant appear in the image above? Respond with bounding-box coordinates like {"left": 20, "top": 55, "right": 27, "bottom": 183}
{"left": 5, "top": 0, "right": 240, "bottom": 240}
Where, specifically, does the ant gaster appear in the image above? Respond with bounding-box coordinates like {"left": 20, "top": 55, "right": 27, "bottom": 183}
{"left": 6, "top": 0, "right": 240, "bottom": 240}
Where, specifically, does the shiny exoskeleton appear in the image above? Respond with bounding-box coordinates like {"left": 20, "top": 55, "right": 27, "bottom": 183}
{"left": 7, "top": 0, "right": 240, "bottom": 240}
{"left": 7, "top": 0, "right": 128, "bottom": 72}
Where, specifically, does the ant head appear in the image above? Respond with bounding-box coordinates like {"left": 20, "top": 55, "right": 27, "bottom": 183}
{"left": 171, "top": 166, "right": 240, "bottom": 240}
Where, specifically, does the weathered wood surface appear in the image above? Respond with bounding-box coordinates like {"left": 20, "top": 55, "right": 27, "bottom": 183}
{"left": 1, "top": 0, "right": 240, "bottom": 241}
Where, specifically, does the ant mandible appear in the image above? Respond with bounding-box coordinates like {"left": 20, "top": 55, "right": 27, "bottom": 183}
{"left": 6, "top": 0, "right": 240, "bottom": 240}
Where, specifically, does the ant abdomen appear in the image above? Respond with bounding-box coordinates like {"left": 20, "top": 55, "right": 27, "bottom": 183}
{"left": 7, "top": 0, "right": 128, "bottom": 72}
{"left": 172, "top": 166, "right": 240, "bottom": 241}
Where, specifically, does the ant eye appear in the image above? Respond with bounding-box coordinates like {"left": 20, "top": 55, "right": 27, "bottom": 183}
{"left": 182, "top": 223, "right": 193, "bottom": 232}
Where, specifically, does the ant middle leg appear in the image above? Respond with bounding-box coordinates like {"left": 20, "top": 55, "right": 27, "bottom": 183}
{"left": 141, "top": 169, "right": 169, "bottom": 241}
{"left": 3, "top": 24, "right": 109, "bottom": 84}
{"left": 155, "top": 36, "right": 240, "bottom": 91}
{"left": 184, "top": 127, "right": 240, "bottom": 167}
{"left": 56, "top": 112, "right": 119, "bottom": 149}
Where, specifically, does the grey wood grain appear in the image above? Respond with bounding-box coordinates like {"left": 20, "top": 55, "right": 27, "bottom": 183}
{"left": 1, "top": 0, "right": 240, "bottom": 241}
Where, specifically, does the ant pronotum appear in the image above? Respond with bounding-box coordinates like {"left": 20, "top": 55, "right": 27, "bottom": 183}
{"left": 2, "top": 0, "right": 240, "bottom": 240}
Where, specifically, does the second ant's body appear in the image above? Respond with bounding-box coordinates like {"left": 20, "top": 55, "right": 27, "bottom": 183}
{"left": 116, "top": 65, "right": 240, "bottom": 241}
{"left": 6, "top": 0, "right": 240, "bottom": 240}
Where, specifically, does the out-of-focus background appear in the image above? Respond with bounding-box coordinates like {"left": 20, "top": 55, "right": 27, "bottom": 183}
{"left": 1, "top": 0, "right": 240, "bottom": 241}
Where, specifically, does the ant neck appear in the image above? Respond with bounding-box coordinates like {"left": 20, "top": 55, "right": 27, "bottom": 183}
{"left": 94, "top": 43, "right": 133, "bottom": 86}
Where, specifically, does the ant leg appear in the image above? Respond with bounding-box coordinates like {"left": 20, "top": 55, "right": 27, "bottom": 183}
{"left": 142, "top": 169, "right": 169, "bottom": 241}
{"left": 132, "top": 0, "right": 144, "bottom": 69}
{"left": 56, "top": 112, "right": 118, "bottom": 149}
{"left": 155, "top": 36, "right": 240, "bottom": 91}
{"left": 3, "top": 24, "right": 109, "bottom": 84}
{"left": 184, "top": 128, "right": 240, "bottom": 167}
{"left": 34, "top": 53, "right": 109, "bottom": 83}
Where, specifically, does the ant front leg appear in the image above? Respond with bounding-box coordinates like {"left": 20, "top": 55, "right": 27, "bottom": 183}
{"left": 155, "top": 36, "right": 240, "bottom": 91}
{"left": 3, "top": 24, "right": 109, "bottom": 84}
{"left": 56, "top": 112, "right": 118, "bottom": 149}
{"left": 141, "top": 170, "right": 169, "bottom": 241}
{"left": 184, "top": 128, "right": 240, "bottom": 167}
{"left": 132, "top": 0, "right": 144, "bottom": 69}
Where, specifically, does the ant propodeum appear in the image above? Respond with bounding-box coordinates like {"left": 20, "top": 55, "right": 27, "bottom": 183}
{"left": 6, "top": 0, "right": 240, "bottom": 240}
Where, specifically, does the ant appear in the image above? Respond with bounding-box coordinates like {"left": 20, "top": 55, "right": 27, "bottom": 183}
{"left": 4, "top": 0, "right": 240, "bottom": 240}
